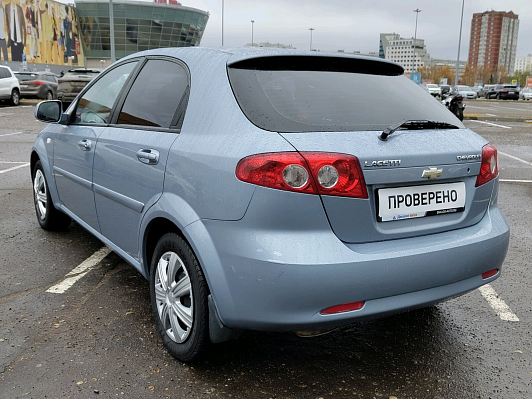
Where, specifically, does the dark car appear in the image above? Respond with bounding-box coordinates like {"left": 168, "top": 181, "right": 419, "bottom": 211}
{"left": 57, "top": 68, "right": 101, "bottom": 106}
{"left": 486, "top": 85, "right": 519, "bottom": 100}
{"left": 439, "top": 85, "right": 451, "bottom": 96}
{"left": 14, "top": 71, "right": 58, "bottom": 100}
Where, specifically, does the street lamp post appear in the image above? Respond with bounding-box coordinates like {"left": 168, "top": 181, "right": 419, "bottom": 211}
{"left": 309, "top": 28, "right": 314, "bottom": 51}
{"left": 412, "top": 9, "right": 421, "bottom": 74}
{"left": 109, "top": 0, "right": 116, "bottom": 62}
{"left": 456, "top": 0, "right": 465, "bottom": 85}
{"left": 251, "top": 20, "right": 254, "bottom": 47}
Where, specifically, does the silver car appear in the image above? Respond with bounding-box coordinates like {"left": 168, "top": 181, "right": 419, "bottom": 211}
{"left": 451, "top": 85, "right": 478, "bottom": 99}
{"left": 31, "top": 48, "right": 509, "bottom": 362}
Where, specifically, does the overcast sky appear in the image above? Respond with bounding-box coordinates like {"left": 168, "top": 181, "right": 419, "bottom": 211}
{"left": 181, "top": 0, "right": 531, "bottom": 60}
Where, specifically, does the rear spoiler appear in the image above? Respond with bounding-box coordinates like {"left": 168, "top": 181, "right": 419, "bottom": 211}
{"left": 228, "top": 55, "right": 404, "bottom": 76}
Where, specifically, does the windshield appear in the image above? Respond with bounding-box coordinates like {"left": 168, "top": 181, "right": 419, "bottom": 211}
{"left": 229, "top": 64, "right": 462, "bottom": 133}
{"left": 427, "top": 84, "right": 438, "bottom": 88}
{"left": 457, "top": 86, "right": 473, "bottom": 91}
{"left": 15, "top": 73, "right": 38, "bottom": 81}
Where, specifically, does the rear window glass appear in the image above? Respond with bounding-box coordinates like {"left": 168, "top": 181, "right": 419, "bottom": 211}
{"left": 15, "top": 73, "right": 37, "bottom": 81}
{"left": 228, "top": 57, "right": 462, "bottom": 133}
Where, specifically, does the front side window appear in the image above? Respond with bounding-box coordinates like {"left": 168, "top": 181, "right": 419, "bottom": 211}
{"left": 74, "top": 61, "right": 138, "bottom": 124}
{"left": 117, "top": 59, "right": 189, "bottom": 129}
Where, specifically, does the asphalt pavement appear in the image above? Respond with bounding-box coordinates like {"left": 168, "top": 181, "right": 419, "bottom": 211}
{"left": 0, "top": 102, "right": 531, "bottom": 399}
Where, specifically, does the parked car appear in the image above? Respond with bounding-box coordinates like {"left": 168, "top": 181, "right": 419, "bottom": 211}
{"left": 439, "top": 84, "right": 451, "bottom": 97}
{"left": 478, "top": 84, "right": 496, "bottom": 98}
{"left": 14, "top": 71, "right": 58, "bottom": 100}
{"left": 421, "top": 83, "right": 441, "bottom": 97}
{"left": 0, "top": 65, "right": 20, "bottom": 106}
{"left": 519, "top": 87, "right": 532, "bottom": 101}
{"left": 31, "top": 48, "right": 510, "bottom": 362}
{"left": 57, "top": 68, "right": 101, "bottom": 106}
{"left": 485, "top": 85, "right": 519, "bottom": 100}
{"left": 450, "top": 85, "right": 477, "bottom": 99}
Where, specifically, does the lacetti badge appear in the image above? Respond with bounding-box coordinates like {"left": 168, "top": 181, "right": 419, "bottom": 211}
{"left": 422, "top": 167, "right": 443, "bottom": 179}
{"left": 457, "top": 154, "right": 481, "bottom": 161}
{"left": 364, "top": 159, "right": 401, "bottom": 167}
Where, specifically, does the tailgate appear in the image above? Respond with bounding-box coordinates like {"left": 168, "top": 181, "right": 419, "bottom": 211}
{"left": 280, "top": 128, "right": 492, "bottom": 243}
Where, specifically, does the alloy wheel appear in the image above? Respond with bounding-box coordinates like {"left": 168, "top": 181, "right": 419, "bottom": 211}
{"left": 33, "top": 169, "right": 47, "bottom": 220}
{"left": 154, "top": 251, "right": 194, "bottom": 343}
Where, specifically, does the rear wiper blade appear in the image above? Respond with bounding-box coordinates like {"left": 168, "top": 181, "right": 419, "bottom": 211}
{"left": 379, "top": 120, "right": 460, "bottom": 141}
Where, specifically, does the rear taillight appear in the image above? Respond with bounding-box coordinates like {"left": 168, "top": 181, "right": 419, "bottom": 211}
{"left": 236, "top": 152, "right": 368, "bottom": 199}
{"left": 456, "top": 95, "right": 463, "bottom": 101}
{"left": 31, "top": 80, "right": 44, "bottom": 86}
{"left": 476, "top": 144, "right": 498, "bottom": 187}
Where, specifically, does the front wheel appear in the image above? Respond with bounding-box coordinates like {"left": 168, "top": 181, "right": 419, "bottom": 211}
{"left": 10, "top": 89, "right": 19, "bottom": 106}
{"left": 150, "top": 233, "right": 209, "bottom": 362}
{"left": 32, "top": 160, "right": 71, "bottom": 230}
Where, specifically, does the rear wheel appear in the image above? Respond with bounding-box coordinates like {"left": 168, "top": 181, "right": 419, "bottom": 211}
{"left": 10, "top": 89, "right": 19, "bottom": 106}
{"left": 46, "top": 90, "right": 53, "bottom": 100}
{"left": 150, "top": 233, "right": 209, "bottom": 362}
{"left": 32, "top": 160, "right": 71, "bottom": 230}
{"left": 456, "top": 107, "right": 464, "bottom": 121}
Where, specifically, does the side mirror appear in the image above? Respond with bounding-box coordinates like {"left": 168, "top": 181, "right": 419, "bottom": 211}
{"left": 34, "top": 100, "right": 62, "bottom": 123}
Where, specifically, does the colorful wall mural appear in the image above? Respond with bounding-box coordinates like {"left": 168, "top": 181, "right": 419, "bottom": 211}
{"left": 0, "top": 0, "right": 84, "bottom": 66}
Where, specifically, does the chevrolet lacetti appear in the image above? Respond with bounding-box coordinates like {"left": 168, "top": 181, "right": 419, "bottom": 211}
{"left": 30, "top": 48, "right": 510, "bottom": 361}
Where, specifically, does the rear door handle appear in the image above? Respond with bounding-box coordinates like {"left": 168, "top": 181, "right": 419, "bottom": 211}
{"left": 136, "top": 149, "right": 159, "bottom": 165}
{"left": 78, "top": 139, "right": 92, "bottom": 151}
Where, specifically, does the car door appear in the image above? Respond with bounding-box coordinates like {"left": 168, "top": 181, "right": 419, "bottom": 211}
{"left": 52, "top": 61, "right": 140, "bottom": 231}
{"left": 0, "top": 68, "right": 9, "bottom": 98}
{"left": 93, "top": 57, "right": 190, "bottom": 261}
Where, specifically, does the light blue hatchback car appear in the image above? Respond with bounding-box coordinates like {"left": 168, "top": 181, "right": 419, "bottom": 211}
{"left": 31, "top": 48, "right": 510, "bottom": 361}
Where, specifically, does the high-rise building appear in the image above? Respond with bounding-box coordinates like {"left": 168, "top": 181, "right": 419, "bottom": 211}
{"left": 468, "top": 11, "right": 519, "bottom": 73}
{"left": 514, "top": 55, "right": 532, "bottom": 73}
{"left": 379, "top": 33, "right": 432, "bottom": 73}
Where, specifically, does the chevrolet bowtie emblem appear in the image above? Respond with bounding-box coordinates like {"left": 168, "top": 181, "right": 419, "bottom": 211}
{"left": 422, "top": 167, "right": 443, "bottom": 179}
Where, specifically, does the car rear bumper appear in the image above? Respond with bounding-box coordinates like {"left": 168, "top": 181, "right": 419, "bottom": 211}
{"left": 19, "top": 88, "right": 47, "bottom": 99}
{"left": 184, "top": 187, "right": 510, "bottom": 332}
{"left": 500, "top": 93, "right": 519, "bottom": 99}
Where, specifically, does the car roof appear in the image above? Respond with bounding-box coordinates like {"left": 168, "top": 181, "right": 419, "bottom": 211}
{"left": 118, "top": 46, "right": 403, "bottom": 73}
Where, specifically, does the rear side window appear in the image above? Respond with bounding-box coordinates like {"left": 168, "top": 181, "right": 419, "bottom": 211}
{"left": 117, "top": 59, "right": 189, "bottom": 129}
{"left": 228, "top": 56, "right": 462, "bottom": 133}
{"left": 0, "top": 68, "right": 7, "bottom": 79}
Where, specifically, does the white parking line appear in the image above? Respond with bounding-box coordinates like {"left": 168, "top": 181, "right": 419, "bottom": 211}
{"left": 500, "top": 179, "right": 532, "bottom": 184}
{"left": 479, "top": 284, "right": 519, "bottom": 321}
{"left": 499, "top": 151, "right": 532, "bottom": 167}
{"left": 0, "top": 161, "right": 28, "bottom": 164}
{"left": 0, "top": 162, "right": 30, "bottom": 174}
{"left": 469, "top": 120, "right": 512, "bottom": 129}
{"left": 0, "top": 131, "right": 23, "bottom": 137}
{"left": 46, "top": 247, "right": 112, "bottom": 294}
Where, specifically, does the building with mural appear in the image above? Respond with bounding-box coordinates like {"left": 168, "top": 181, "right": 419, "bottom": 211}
{"left": 0, "top": 0, "right": 85, "bottom": 69}
{"left": 0, "top": 0, "right": 209, "bottom": 73}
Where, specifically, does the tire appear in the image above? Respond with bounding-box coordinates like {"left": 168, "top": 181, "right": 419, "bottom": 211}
{"left": 456, "top": 107, "right": 464, "bottom": 121}
{"left": 46, "top": 91, "right": 53, "bottom": 100}
{"left": 32, "top": 160, "right": 71, "bottom": 231}
{"left": 496, "top": 93, "right": 500, "bottom": 100}
{"left": 10, "top": 89, "right": 19, "bottom": 106}
{"left": 150, "top": 233, "right": 209, "bottom": 362}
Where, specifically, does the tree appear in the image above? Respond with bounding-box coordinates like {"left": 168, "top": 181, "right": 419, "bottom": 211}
{"left": 509, "top": 70, "right": 531, "bottom": 87}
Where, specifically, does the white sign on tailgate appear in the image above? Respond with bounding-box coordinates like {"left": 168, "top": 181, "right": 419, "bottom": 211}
{"left": 378, "top": 182, "right": 466, "bottom": 222}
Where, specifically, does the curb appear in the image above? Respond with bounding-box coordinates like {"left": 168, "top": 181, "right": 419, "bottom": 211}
{"left": 464, "top": 115, "right": 532, "bottom": 123}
